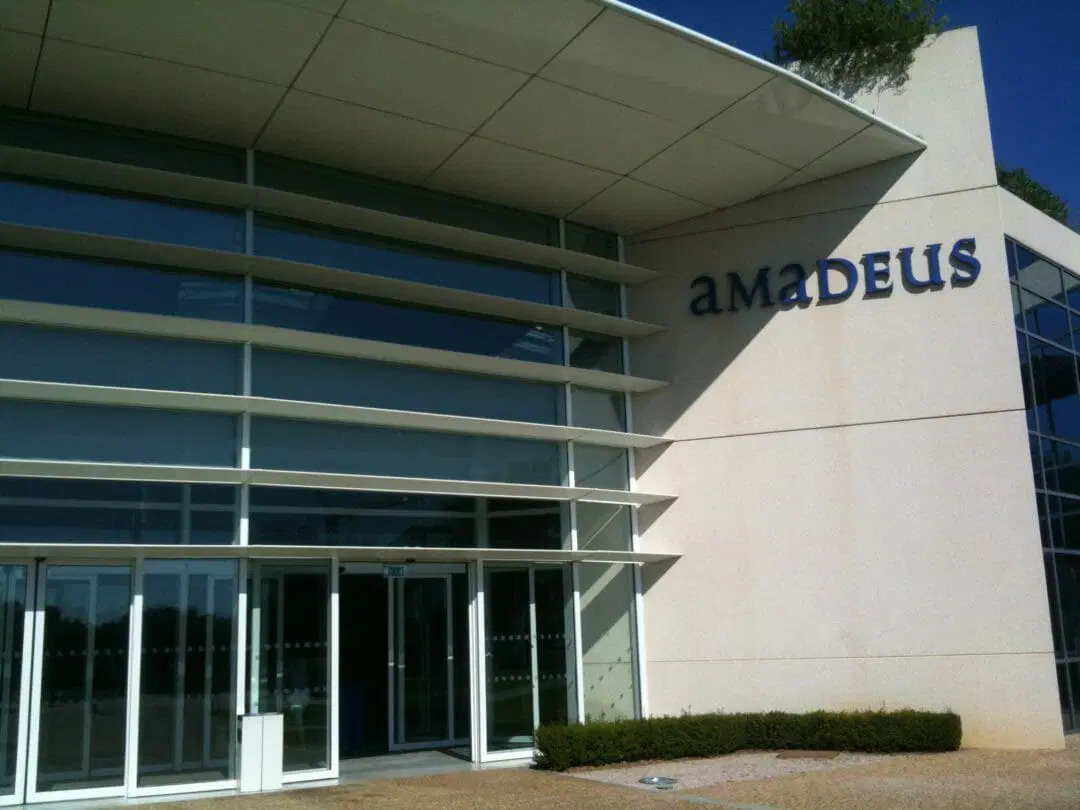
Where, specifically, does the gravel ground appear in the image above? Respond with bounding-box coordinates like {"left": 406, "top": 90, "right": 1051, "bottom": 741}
{"left": 573, "top": 751, "right": 902, "bottom": 792}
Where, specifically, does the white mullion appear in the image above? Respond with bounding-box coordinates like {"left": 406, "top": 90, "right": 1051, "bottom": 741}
{"left": 527, "top": 568, "right": 539, "bottom": 735}
{"left": 474, "top": 560, "right": 487, "bottom": 762}
{"left": 329, "top": 556, "right": 339, "bottom": 778}
{"left": 568, "top": 564, "right": 583, "bottom": 725}
{"left": 124, "top": 557, "right": 145, "bottom": 796}
{"left": 247, "top": 565, "right": 261, "bottom": 714}
{"left": 14, "top": 563, "right": 37, "bottom": 805}
{"left": 24, "top": 563, "right": 46, "bottom": 803}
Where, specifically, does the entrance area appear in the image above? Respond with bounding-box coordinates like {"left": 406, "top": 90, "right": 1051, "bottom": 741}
{"left": 337, "top": 564, "right": 470, "bottom": 760}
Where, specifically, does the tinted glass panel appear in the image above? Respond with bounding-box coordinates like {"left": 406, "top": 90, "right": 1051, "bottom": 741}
{"left": 0, "top": 401, "right": 237, "bottom": 467}
{"left": 254, "top": 217, "right": 558, "bottom": 304}
{"left": 0, "top": 323, "right": 241, "bottom": 394}
{"left": 0, "top": 478, "right": 235, "bottom": 544}
{"left": 250, "top": 417, "right": 563, "bottom": 485}
{"left": 563, "top": 223, "right": 619, "bottom": 260}
{"left": 1065, "top": 270, "right": 1080, "bottom": 313}
{"left": 575, "top": 445, "right": 629, "bottom": 490}
{"left": 569, "top": 330, "right": 623, "bottom": 374}
{"left": 580, "top": 563, "right": 637, "bottom": 721}
{"left": 252, "top": 348, "right": 563, "bottom": 424}
{"left": 1016, "top": 245, "right": 1063, "bottom": 300}
{"left": 1028, "top": 339, "right": 1080, "bottom": 441}
{"left": 1023, "top": 293, "right": 1070, "bottom": 346}
{"left": 1011, "top": 283, "right": 1023, "bottom": 330}
{"left": 488, "top": 510, "right": 563, "bottom": 550}
{"left": 253, "top": 282, "right": 562, "bottom": 364}
{"left": 1005, "top": 238, "right": 1018, "bottom": 276}
{"left": 0, "top": 250, "right": 244, "bottom": 322}
{"left": 1056, "top": 554, "right": 1080, "bottom": 658}
{"left": 0, "top": 110, "right": 244, "bottom": 180}
{"left": 1054, "top": 496, "right": 1080, "bottom": 551}
{"left": 0, "top": 179, "right": 243, "bottom": 250}
{"left": 571, "top": 386, "right": 626, "bottom": 432}
{"left": 1046, "top": 553, "right": 1064, "bottom": 656}
{"left": 254, "top": 155, "right": 559, "bottom": 246}
{"left": 565, "top": 274, "right": 620, "bottom": 317}
{"left": 1042, "top": 440, "right": 1080, "bottom": 497}
{"left": 577, "top": 502, "right": 632, "bottom": 551}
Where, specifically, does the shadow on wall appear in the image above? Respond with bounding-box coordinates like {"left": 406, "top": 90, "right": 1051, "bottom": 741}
{"left": 624, "top": 153, "right": 923, "bottom": 594}
{"left": 628, "top": 153, "right": 922, "bottom": 446}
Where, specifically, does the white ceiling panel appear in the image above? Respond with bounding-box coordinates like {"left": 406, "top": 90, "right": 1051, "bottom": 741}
{"left": 339, "top": 0, "right": 601, "bottom": 73}
{"left": 259, "top": 91, "right": 469, "bottom": 183}
{"left": 46, "top": 0, "right": 330, "bottom": 86}
{"left": 33, "top": 41, "right": 285, "bottom": 146}
{"left": 704, "top": 77, "right": 869, "bottom": 169}
{"left": 540, "top": 8, "right": 771, "bottom": 128}
{"left": 0, "top": 30, "right": 39, "bottom": 108}
{"left": 296, "top": 19, "right": 528, "bottom": 132}
{"left": 791, "top": 124, "right": 921, "bottom": 181}
{"left": 632, "top": 130, "right": 792, "bottom": 207}
{"left": 426, "top": 136, "right": 619, "bottom": 218}
{"left": 479, "top": 78, "right": 687, "bottom": 175}
{"left": 570, "top": 178, "right": 711, "bottom": 235}
{"left": 0, "top": 0, "right": 49, "bottom": 35}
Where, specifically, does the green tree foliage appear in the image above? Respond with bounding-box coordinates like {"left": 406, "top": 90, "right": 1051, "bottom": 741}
{"left": 772, "top": 0, "right": 946, "bottom": 97}
{"left": 997, "top": 164, "right": 1070, "bottom": 224}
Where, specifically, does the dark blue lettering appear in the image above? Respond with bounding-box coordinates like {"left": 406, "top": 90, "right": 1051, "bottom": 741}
{"left": 861, "top": 251, "right": 893, "bottom": 296}
{"left": 689, "top": 274, "right": 721, "bottom": 315}
{"left": 949, "top": 237, "right": 981, "bottom": 283}
{"left": 728, "top": 267, "right": 774, "bottom": 311}
{"left": 817, "top": 257, "right": 858, "bottom": 302}
{"left": 776, "top": 263, "right": 812, "bottom": 305}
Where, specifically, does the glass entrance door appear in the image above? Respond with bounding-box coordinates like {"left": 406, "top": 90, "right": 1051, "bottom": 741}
{"left": 28, "top": 563, "right": 132, "bottom": 802}
{"left": 390, "top": 571, "right": 469, "bottom": 749}
{"left": 0, "top": 565, "right": 30, "bottom": 807}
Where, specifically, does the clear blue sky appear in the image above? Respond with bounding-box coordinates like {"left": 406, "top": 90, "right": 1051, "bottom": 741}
{"left": 626, "top": 0, "right": 1080, "bottom": 227}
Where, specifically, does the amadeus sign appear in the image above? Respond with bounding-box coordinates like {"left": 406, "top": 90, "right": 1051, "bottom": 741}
{"left": 689, "top": 237, "right": 981, "bottom": 316}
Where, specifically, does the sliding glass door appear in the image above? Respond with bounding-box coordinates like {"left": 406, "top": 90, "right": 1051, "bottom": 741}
{"left": 482, "top": 564, "right": 574, "bottom": 758}
{"left": 29, "top": 564, "right": 132, "bottom": 802}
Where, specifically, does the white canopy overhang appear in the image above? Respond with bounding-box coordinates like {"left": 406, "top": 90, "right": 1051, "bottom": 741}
{"left": 0, "top": 0, "right": 925, "bottom": 235}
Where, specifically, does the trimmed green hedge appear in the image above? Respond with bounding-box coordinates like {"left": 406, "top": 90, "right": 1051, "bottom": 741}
{"left": 534, "top": 710, "right": 961, "bottom": 771}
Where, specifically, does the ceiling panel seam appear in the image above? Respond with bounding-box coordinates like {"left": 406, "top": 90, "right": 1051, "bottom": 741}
{"left": 251, "top": 2, "right": 343, "bottom": 147}
{"left": 418, "top": 5, "right": 608, "bottom": 187}
{"left": 25, "top": 0, "right": 53, "bottom": 111}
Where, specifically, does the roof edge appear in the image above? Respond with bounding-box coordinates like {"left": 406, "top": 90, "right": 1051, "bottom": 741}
{"left": 597, "top": 0, "right": 928, "bottom": 151}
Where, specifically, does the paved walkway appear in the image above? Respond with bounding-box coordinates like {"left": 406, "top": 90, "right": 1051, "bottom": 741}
{"left": 145, "top": 738, "right": 1079, "bottom": 809}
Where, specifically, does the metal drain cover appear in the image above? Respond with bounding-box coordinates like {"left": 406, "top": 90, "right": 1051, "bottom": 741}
{"left": 640, "top": 776, "right": 678, "bottom": 789}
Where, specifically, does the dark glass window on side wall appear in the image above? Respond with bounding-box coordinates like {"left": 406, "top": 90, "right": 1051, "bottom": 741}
{"left": 565, "top": 274, "right": 621, "bottom": 317}
{"left": 1027, "top": 339, "right": 1080, "bottom": 442}
{"left": 563, "top": 222, "right": 619, "bottom": 260}
{"left": 0, "top": 178, "right": 244, "bottom": 251}
{"left": 0, "top": 250, "right": 245, "bottom": 322}
{"left": 254, "top": 216, "right": 560, "bottom": 305}
{"left": 250, "top": 417, "right": 564, "bottom": 485}
{"left": 252, "top": 347, "right": 563, "bottom": 424}
{"left": 0, "top": 109, "right": 245, "bottom": 181}
{"left": 253, "top": 282, "right": 562, "bottom": 364}
{"left": 0, "top": 477, "right": 236, "bottom": 544}
{"left": 254, "top": 154, "right": 560, "bottom": 247}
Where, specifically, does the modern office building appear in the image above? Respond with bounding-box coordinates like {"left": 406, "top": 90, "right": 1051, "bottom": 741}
{"left": 0, "top": 0, "right": 1073, "bottom": 804}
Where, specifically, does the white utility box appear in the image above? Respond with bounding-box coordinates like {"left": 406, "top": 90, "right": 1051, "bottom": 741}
{"left": 239, "top": 713, "right": 284, "bottom": 793}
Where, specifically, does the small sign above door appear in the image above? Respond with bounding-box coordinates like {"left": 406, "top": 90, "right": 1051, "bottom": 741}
{"left": 382, "top": 564, "right": 409, "bottom": 578}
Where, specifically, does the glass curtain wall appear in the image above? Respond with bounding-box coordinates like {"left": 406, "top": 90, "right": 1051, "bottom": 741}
{"left": 0, "top": 566, "right": 26, "bottom": 801}
{"left": 1009, "top": 237, "right": 1080, "bottom": 732}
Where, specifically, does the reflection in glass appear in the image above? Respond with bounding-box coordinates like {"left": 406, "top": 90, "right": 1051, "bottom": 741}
{"left": 575, "top": 445, "right": 630, "bottom": 491}
{"left": 0, "top": 178, "right": 243, "bottom": 251}
{"left": 253, "top": 282, "right": 562, "bottom": 364}
{"left": 254, "top": 154, "right": 561, "bottom": 247}
{"left": 571, "top": 387, "right": 626, "bottom": 432}
{"left": 251, "top": 418, "right": 563, "bottom": 485}
{"left": 398, "top": 579, "right": 449, "bottom": 745}
{"left": 565, "top": 274, "right": 620, "bottom": 317}
{"left": 254, "top": 565, "right": 330, "bottom": 773}
{"left": 577, "top": 503, "right": 633, "bottom": 551}
{"left": 0, "top": 250, "right": 244, "bottom": 322}
{"left": 0, "top": 323, "right": 242, "bottom": 395}
{"left": 252, "top": 348, "right": 563, "bottom": 424}
{"left": 255, "top": 217, "right": 559, "bottom": 304}
{"left": 1026, "top": 340, "right": 1080, "bottom": 442}
{"left": 484, "top": 568, "right": 533, "bottom": 751}
{"left": 138, "top": 560, "right": 237, "bottom": 787}
{"left": 0, "top": 402, "right": 237, "bottom": 468}
{"left": 37, "top": 565, "right": 131, "bottom": 792}
{"left": 534, "top": 567, "right": 572, "bottom": 726}
{"left": 580, "top": 564, "right": 638, "bottom": 722}
{"left": 1056, "top": 555, "right": 1080, "bottom": 659}
{"left": 487, "top": 507, "right": 564, "bottom": 550}
{"left": 568, "top": 330, "right": 624, "bottom": 374}
{"left": 0, "top": 566, "right": 26, "bottom": 796}
{"left": 1016, "top": 244, "right": 1063, "bottom": 300}
{"left": 0, "top": 478, "right": 236, "bottom": 545}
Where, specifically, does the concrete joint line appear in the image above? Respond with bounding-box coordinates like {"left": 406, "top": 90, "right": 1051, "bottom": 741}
{"left": 664, "top": 794, "right": 783, "bottom": 810}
